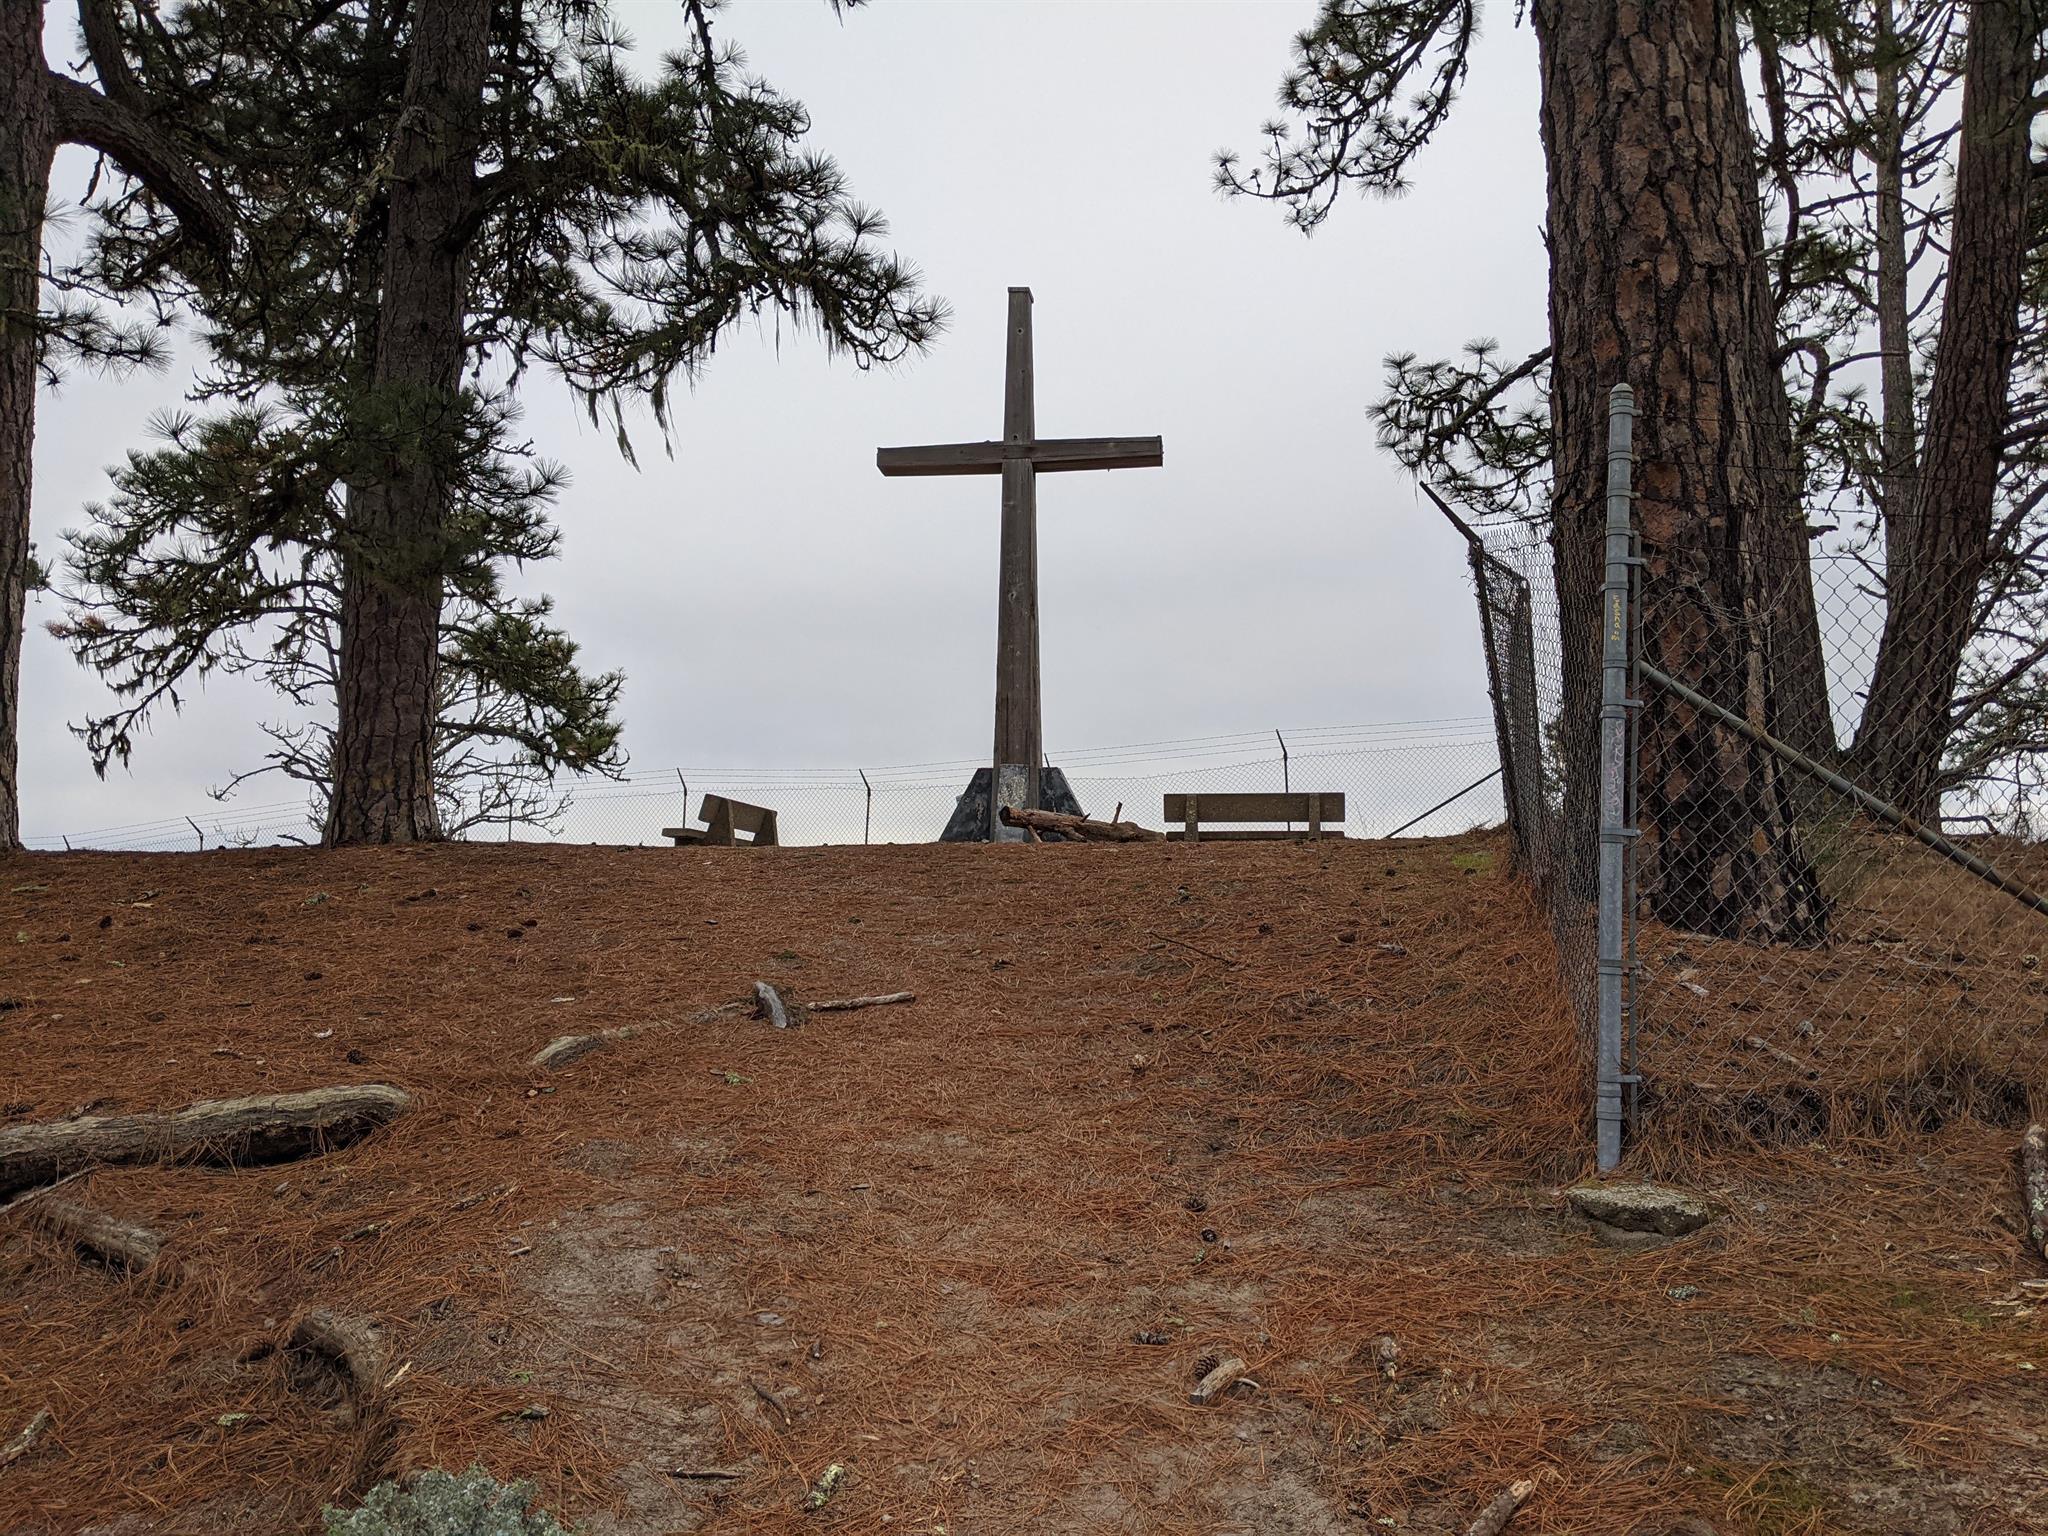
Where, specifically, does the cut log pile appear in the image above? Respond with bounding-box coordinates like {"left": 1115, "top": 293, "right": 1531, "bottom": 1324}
{"left": 998, "top": 806, "right": 1164, "bottom": 843}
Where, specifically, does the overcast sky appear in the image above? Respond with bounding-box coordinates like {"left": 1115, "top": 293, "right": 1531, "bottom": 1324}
{"left": 21, "top": 0, "right": 1549, "bottom": 844}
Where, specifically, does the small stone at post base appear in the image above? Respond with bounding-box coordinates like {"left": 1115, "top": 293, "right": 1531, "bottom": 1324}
{"left": 938, "top": 767, "right": 1086, "bottom": 843}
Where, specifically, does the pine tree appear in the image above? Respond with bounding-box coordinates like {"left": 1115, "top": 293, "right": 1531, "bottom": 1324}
{"left": 53, "top": 400, "right": 624, "bottom": 835}
{"left": 1223, "top": 0, "right": 2045, "bottom": 934}
{"left": 0, "top": 0, "right": 230, "bottom": 852}
{"left": 60, "top": 0, "right": 943, "bottom": 844}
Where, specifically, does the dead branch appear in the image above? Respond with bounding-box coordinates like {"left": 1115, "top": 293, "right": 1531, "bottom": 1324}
{"left": 999, "top": 805, "right": 1165, "bottom": 843}
{"left": 0, "top": 1085, "right": 412, "bottom": 1199}
{"left": 1464, "top": 1478, "right": 1536, "bottom": 1536}
{"left": 2023, "top": 1123, "right": 2048, "bottom": 1261}
{"left": 33, "top": 1199, "right": 166, "bottom": 1278}
{"left": 1188, "top": 1355, "right": 1250, "bottom": 1404}
{"left": 807, "top": 991, "right": 916, "bottom": 1013}
{"left": 1146, "top": 930, "right": 1244, "bottom": 969}
{"left": 1742, "top": 1035, "right": 1818, "bottom": 1078}
{"left": 530, "top": 1002, "right": 746, "bottom": 1070}
{"left": 0, "top": 1408, "right": 52, "bottom": 1469}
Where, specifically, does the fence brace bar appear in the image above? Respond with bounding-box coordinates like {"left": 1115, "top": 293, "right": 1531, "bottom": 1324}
{"left": 1385, "top": 766, "right": 1504, "bottom": 839}
{"left": 1639, "top": 661, "right": 2048, "bottom": 923}
{"left": 1595, "top": 384, "right": 1637, "bottom": 1173}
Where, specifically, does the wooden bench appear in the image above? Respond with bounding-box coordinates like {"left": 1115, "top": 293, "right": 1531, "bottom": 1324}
{"left": 662, "top": 794, "right": 780, "bottom": 848}
{"left": 1163, "top": 792, "right": 1345, "bottom": 842}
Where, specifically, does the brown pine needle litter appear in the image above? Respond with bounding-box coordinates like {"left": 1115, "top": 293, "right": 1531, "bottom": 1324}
{"left": 1, "top": 834, "right": 2043, "bottom": 1533}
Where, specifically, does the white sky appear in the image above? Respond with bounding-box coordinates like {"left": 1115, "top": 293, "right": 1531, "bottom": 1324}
{"left": 22, "top": 0, "right": 1549, "bottom": 843}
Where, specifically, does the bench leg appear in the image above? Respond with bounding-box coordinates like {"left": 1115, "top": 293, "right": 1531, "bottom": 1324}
{"left": 1185, "top": 793, "right": 1199, "bottom": 845}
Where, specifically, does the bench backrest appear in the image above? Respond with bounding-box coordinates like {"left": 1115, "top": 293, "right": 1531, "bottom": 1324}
{"left": 1162, "top": 792, "right": 1345, "bottom": 824}
{"left": 700, "top": 794, "right": 779, "bottom": 846}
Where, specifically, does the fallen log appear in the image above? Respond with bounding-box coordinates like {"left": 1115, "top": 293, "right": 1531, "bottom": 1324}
{"left": 999, "top": 806, "right": 1165, "bottom": 843}
{"left": 2023, "top": 1123, "right": 2048, "bottom": 1262}
{"left": 0, "top": 1085, "right": 412, "bottom": 1199}
{"left": 33, "top": 1199, "right": 166, "bottom": 1278}
{"left": 1464, "top": 1478, "right": 1535, "bottom": 1536}
{"left": 0, "top": 1408, "right": 52, "bottom": 1469}
{"left": 807, "top": 991, "right": 916, "bottom": 1013}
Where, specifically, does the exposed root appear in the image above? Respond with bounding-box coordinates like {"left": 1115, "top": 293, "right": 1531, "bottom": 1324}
{"left": 0, "top": 1085, "right": 412, "bottom": 1198}
{"left": 531, "top": 1003, "right": 746, "bottom": 1070}
{"left": 285, "top": 1308, "right": 388, "bottom": 1413}
{"left": 32, "top": 1199, "right": 167, "bottom": 1279}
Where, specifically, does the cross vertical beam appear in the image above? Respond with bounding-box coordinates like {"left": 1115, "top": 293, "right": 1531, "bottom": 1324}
{"left": 876, "top": 288, "right": 1162, "bottom": 841}
{"left": 996, "top": 287, "right": 1040, "bottom": 832}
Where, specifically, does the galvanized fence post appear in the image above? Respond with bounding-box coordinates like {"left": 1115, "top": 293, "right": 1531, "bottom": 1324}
{"left": 1596, "top": 383, "right": 1636, "bottom": 1171}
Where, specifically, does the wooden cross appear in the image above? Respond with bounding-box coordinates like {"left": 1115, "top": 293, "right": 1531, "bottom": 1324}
{"left": 878, "top": 288, "right": 1162, "bottom": 840}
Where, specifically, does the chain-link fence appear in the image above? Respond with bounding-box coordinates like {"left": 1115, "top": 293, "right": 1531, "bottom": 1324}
{"left": 1617, "top": 400, "right": 2048, "bottom": 1157}
{"left": 1429, "top": 489, "right": 1604, "bottom": 1075}
{"left": 1451, "top": 384, "right": 2048, "bottom": 1166}
{"left": 22, "top": 724, "right": 1508, "bottom": 853}
{"left": 1441, "top": 385, "right": 2048, "bottom": 1163}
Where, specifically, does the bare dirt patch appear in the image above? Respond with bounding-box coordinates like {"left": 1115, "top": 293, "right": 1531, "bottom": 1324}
{"left": 1, "top": 836, "right": 2043, "bottom": 1534}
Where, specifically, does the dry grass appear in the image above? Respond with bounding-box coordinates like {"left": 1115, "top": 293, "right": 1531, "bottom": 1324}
{"left": 1, "top": 834, "right": 2043, "bottom": 1535}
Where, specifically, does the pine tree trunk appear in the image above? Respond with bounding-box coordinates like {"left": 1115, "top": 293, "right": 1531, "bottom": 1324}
{"left": 1536, "top": 0, "right": 1827, "bottom": 942}
{"left": 0, "top": 4, "right": 55, "bottom": 854}
{"left": 1851, "top": 0, "right": 2040, "bottom": 820}
{"left": 324, "top": 0, "right": 491, "bottom": 846}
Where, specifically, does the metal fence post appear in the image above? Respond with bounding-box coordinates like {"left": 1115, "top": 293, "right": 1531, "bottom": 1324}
{"left": 1596, "top": 383, "right": 1636, "bottom": 1171}
{"left": 860, "top": 770, "right": 873, "bottom": 845}
{"left": 1276, "top": 730, "right": 1290, "bottom": 830}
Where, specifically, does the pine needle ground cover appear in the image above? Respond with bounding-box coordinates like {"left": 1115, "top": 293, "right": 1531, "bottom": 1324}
{"left": 1, "top": 838, "right": 2042, "bottom": 1534}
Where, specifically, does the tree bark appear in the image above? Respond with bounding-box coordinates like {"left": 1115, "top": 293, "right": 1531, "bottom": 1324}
{"left": 1872, "top": 0, "right": 1921, "bottom": 567}
{"left": 1851, "top": 0, "right": 2041, "bottom": 818}
{"left": 0, "top": 2, "right": 230, "bottom": 853}
{"left": 1536, "top": 0, "right": 1827, "bottom": 942}
{"left": 0, "top": 4, "right": 56, "bottom": 853}
{"left": 325, "top": 0, "right": 492, "bottom": 845}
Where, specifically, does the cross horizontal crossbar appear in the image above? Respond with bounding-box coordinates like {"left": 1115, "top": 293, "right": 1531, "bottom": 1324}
{"left": 876, "top": 436, "right": 1164, "bottom": 477}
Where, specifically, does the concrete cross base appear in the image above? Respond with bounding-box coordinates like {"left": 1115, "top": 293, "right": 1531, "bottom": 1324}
{"left": 938, "top": 767, "right": 1086, "bottom": 843}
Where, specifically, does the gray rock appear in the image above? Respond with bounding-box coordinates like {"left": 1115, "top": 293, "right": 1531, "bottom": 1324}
{"left": 1566, "top": 1182, "right": 1714, "bottom": 1237}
